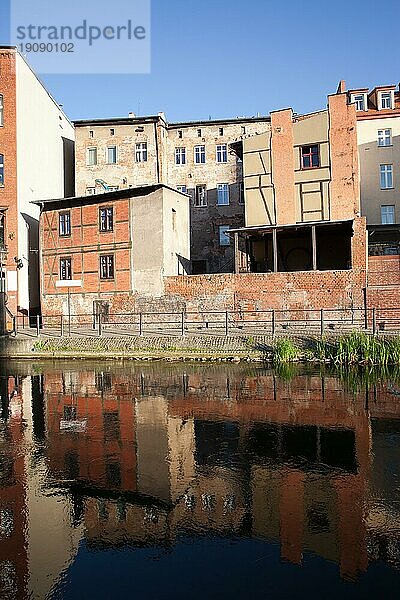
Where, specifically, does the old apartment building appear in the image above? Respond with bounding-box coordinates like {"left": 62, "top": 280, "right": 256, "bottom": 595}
{"left": 344, "top": 81, "right": 400, "bottom": 252}
{"left": 163, "top": 90, "right": 368, "bottom": 314}
{"left": 74, "top": 114, "right": 270, "bottom": 273}
{"left": 36, "top": 184, "right": 190, "bottom": 317}
{"left": 0, "top": 46, "right": 74, "bottom": 326}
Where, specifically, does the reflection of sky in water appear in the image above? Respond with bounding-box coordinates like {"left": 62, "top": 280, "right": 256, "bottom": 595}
{"left": 0, "top": 363, "right": 399, "bottom": 599}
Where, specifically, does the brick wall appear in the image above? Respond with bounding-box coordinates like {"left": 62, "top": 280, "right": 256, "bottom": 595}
{"left": 41, "top": 198, "right": 131, "bottom": 300}
{"left": 366, "top": 254, "right": 400, "bottom": 309}
{"left": 0, "top": 49, "right": 18, "bottom": 314}
{"left": 164, "top": 216, "right": 367, "bottom": 313}
{"left": 328, "top": 93, "right": 360, "bottom": 220}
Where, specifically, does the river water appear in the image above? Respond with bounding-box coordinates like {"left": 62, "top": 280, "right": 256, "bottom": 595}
{"left": 0, "top": 361, "right": 399, "bottom": 599}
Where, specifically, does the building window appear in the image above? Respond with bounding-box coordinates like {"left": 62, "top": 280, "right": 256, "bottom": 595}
{"left": 0, "top": 154, "right": 3, "bottom": 186}
{"left": 100, "top": 254, "right": 114, "bottom": 279}
{"left": 87, "top": 147, "right": 97, "bottom": 166}
{"left": 175, "top": 147, "right": 186, "bottom": 165}
{"left": 110, "top": 128, "right": 115, "bottom": 136}
{"left": 194, "top": 145, "right": 206, "bottom": 164}
{"left": 241, "top": 126, "right": 246, "bottom": 135}
{"left": 59, "top": 211, "right": 71, "bottom": 236}
{"left": 60, "top": 257, "right": 72, "bottom": 280}
{"left": 195, "top": 185, "right": 207, "bottom": 207}
{"left": 89, "top": 130, "right": 94, "bottom": 138}
{"left": 378, "top": 129, "right": 392, "bottom": 147}
{"left": 135, "top": 142, "right": 148, "bottom": 162}
{"left": 99, "top": 207, "right": 113, "bottom": 232}
{"left": 177, "top": 185, "right": 187, "bottom": 194}
{"left": 107, "top": 146, "right": 117, "bottom": 164}
{"left": 380, "top": 164, "right": 393, "bottom": 189}
{"left": 219, "top": 225, "right": 230, "bottom": 246}
{"left": 0, "top": 95, "right": 3, "bottom": 126}
{"left": 178, "top": 130, "right": 183, "bottom": 139}
{"left": 197, "top": 129, "right": 202, "bottom": 137}
{"left": 239, "top": 182, "right": 245, "bottom": 204}
{"left": 301, "top": 145, "right": 320, "bottom": 169}
{"left": 380, "top": 92, "right": 393, "bottom": 110}
{"left": 219, "top": 127, "right": 224, "bottom": 136}
{"left": 216, "top": 144, "right": 228, "bottom": 163}
{"left": 381, "top": 205, "right": 395, "bottom": 224}
{"left": 172, "top": 208, "right": 176, "bottom": 231}
{"left": 217, "top": 183, "right": 229, "bottom": 205}
{"left": 352, "top": 94, "right": 365, "bottom": 111}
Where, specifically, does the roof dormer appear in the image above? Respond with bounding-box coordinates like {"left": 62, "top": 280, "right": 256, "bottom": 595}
{"left": 349, "top": 89, "right": 368, "bottom": 112}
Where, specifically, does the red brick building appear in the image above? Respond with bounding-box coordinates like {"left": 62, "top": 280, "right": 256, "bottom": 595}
{"left": 36, "top": 184, "right": 190, "bottom": 319}
{"left": 0, "top": 47, "right": 74, "bottom": 328}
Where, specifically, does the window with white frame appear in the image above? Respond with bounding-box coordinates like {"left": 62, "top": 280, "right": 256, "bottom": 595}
{"left": 351, "top": 94, "right": 366, "bottom": 111}
{"left": 99, "top": 207, "right": 113, "bottom": 232}
{"left": 380, "top": 92, "right": 393, "bottom": 110}
{"left": 135, "top": 142, "right": 148, "bottom": 162}
{"left": 0, "top": 95, "right": 3, "bottom": 126}
{"left": 380, "top": 164, "right": 393, "bottom": 189}
{"left": 175, "top": 147, "right": 186, "bottom": 165}
{"left": 177, "top": 185, "right": 187, "bottom": 194}
{"left": 0, "top": 154, "right": 3, "bottom": 186}
{"left": 60, "top": 257, "right": 72, "bottom": 280}
{"left": 217, "top": 183, "right": 229, "bottom": 205}
{"left": 107, "top": 146, "right": 117, "bottom": 164}
{"left": 216, "top": 144, "right": 228, "bottom": 163}
{"left": 59, "top": 211, "right": 71, "bottom": 236}
{"left": 381, "top": 205, "right": 395, "bottom": 224}
{"left": 87, "top": 147, "right": 97, "bottom": 166}
{"left": 194, "top": 145, "right": 206, "bottom": 164}
{"left": 100, "top": 254, "right": 115, "bottom": 279}
{"left": 378, "top": 129, "right": 392, "bottom": 147}
{"left": 195, "top": 185, "right": 207, "bottom": 207}
{"left": 219, "top": 225, "right": 230, "bottom": 246}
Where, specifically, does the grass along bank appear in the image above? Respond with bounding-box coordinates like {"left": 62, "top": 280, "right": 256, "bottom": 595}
{"left": 272, "top": 332, "right": 400, "bottom": 366}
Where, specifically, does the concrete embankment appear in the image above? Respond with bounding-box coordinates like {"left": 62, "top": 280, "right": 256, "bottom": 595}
{"left": 0, "top": 335, "right": 275, "bottom": 362}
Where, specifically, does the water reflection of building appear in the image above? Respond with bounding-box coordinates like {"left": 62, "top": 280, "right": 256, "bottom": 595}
{"left": 0, "top": 375, "right": 28, "bottom": 599}
{"left": 1, "top": 365, "right": 400, "bottom": 595}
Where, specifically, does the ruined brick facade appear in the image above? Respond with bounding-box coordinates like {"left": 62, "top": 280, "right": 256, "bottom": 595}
{"left": 74, "top": 115, "right": 271, "bottom": 274}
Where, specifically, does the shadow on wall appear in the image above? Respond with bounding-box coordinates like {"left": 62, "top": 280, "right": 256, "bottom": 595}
{"left": 188, "top": 179, "right": 245, "bottom": 275}
{"left": 177, "top": 254, "right": 192, "bottom": 275}
{"left": 21, "top": 213, "right": 40, "bottom": 317}
{"left": 63, "top": 137, "right": 75, "bottom": 198}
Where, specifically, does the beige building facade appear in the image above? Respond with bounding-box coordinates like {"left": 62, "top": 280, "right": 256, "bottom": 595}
{"left": 74, "top": 114, "right": 270, "bottom": 273}
{"left": 231, "top": 91, "right": 362, "bottom": 275}
{"left": 345, "top": 81, "right": 400, "bottom": 251}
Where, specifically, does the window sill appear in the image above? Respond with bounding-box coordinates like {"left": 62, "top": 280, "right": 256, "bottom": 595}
{"left": 380, "top": 187, "right": 395, "bottom": 191}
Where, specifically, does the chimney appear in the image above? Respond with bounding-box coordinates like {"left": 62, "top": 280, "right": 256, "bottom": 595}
{"left": 128, "top": 112, "right": 136, "bottom": 118}
{"left": 336, "top": 80, "right": 346, "bottom": 94}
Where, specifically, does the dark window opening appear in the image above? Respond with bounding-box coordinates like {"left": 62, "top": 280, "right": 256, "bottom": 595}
{"left": 316, "top": 223, "right": 352, "bottom": 270}
{"left": 301, "top": 145, "right": 320, "bottom": 169}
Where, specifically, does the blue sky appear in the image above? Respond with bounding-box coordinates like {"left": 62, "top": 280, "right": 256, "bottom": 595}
{"left": 1, "top": 0, "right": 399, "bottom": 122}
